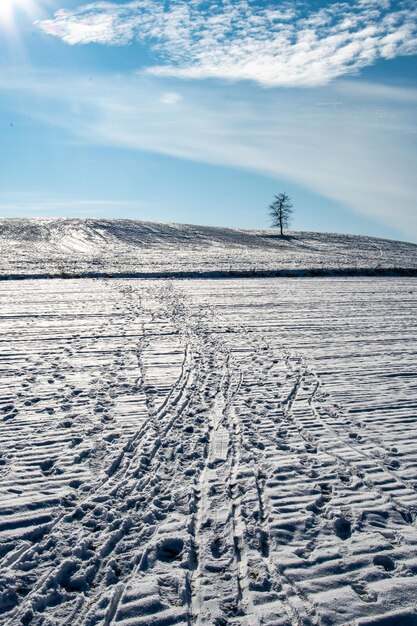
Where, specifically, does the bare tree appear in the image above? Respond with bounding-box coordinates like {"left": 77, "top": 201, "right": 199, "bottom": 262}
{"left": 269, "top": 193, "right": 293, "bottom": 236}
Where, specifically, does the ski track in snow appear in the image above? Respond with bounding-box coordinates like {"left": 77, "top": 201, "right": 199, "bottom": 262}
{"left": 0, "top": 277, "right": 417, "bottom": 625}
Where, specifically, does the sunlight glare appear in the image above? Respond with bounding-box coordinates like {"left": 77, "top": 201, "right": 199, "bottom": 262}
{"left": 0, "top": 0, "right": 38, "bottom": 30}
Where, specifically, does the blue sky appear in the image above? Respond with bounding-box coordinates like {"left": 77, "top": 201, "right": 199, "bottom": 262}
{"left": 0, "top": 0, "right": 416, "bottom": 241}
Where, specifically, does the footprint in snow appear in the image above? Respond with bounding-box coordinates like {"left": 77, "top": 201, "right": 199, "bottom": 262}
{"left": 39, "top": 459, "right": 55, "bottom": 473}
{"left": 210, "top": 537, "right": 223, "bottom": 559}
{"left": 339, "top": 472, "right": 352, "bottom": 484}
{"left": 350, "top": 580, "right": 378, "bottom": 603}
{"left": 387, "top": 458, "right": 401, "bottom": 469}
{"left": 334, "top": 516, "right": 352, "bottom": 540}
{"left": 156, "top": 537, "right": 184, "bottom": 562}
{"left": 373, "top": 554, "right": 396, "bottom": 572}
{"left": 0, "top": 404, "right": 14, "bottom": 413}
{"left": 3, "top": 408, "right": 18, "bottom": 421}
{"left": 349, "top": 432, "right": 361, "bottom": 440}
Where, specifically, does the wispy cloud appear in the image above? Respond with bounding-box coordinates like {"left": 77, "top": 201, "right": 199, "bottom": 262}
{"left": 38, "top": 0, "right": 417, "bottom": 87}
{"left": 0, "top": 192, "right": 141, "bottom": 217}
{"left": 1, "top": 68, "right": 416, "bottom": 237}
{"left": 337, "top": 80, "right": 417, "bottom": 103}
{"left": 160, "top": 91, "right": 182, "bottom": 105}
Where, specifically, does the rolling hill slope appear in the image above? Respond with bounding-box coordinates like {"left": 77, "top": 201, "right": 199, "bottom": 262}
{"left": 0, "top": 218, "right": 416, "bottom": 278}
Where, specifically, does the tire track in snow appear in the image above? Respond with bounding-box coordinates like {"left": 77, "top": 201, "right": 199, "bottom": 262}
{"left": 153, "top": 283, "right": 262, "bottom": 625}
{"left": 188, "top": 358, "right": 257, "bottom": 625}
{"left": 101, "top": 304, "right": 239, "bottom": 626}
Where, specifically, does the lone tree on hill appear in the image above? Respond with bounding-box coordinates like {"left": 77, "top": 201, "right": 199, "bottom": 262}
{"left": 269, "top": 192, "right": 293, "bottom": 235}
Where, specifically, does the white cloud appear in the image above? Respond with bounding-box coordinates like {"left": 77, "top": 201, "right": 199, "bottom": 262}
{"left": 38, "top": 0, "right": 417, "bottom": 87}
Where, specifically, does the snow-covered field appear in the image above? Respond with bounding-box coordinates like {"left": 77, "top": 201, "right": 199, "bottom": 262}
{"left": 1, "top": 219, "right": 416, "bottom": 277}
{"left": 1, "top": 276, "right": 417, "bottom": 625}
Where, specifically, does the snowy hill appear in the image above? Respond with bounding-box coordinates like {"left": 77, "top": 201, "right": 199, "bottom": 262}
{"left": 0, "top": 218, "right": 416, "bottom": 278}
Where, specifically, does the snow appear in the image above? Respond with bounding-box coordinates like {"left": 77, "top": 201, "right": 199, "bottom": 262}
{"left": 0, "top": 218, "right": 416, "bottom": 278}
{"left": 0, "top": 271, "right": 416, "bottom": 625}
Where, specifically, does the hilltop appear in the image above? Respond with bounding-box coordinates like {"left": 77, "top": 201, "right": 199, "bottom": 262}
{"left": 0, "top": 218, "right": 416, "bottom": 278}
